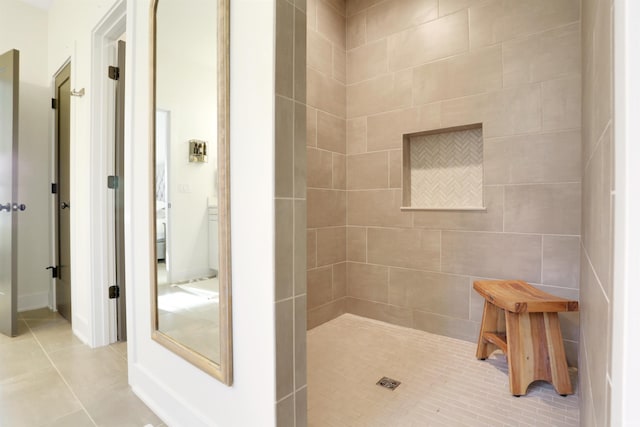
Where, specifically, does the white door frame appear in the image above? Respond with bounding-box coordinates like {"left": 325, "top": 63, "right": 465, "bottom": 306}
{"left": 89, "top": 0, "right": 126, "bottom": 347}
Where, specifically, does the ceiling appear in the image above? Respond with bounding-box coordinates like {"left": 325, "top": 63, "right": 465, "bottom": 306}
{"left": 19, "top": 0, "right": 53, "bottom": 10}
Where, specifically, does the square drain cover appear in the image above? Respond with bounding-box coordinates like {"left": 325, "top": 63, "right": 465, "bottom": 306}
{"left": 376, "top": 377, "right": 401, "bottom": 390}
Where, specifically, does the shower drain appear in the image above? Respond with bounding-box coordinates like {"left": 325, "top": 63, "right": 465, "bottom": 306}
{"left": 376, "top": 377, "right": 401, "bottom": 390}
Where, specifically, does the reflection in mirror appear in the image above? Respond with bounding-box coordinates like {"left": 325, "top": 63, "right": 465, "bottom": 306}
{"left": 151, "top": 0, "right": 231, "bottom": 383}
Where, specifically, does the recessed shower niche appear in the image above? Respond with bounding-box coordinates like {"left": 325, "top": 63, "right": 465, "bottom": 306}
{"left": 402, "top": 124, "right": 485, "bottom": 210}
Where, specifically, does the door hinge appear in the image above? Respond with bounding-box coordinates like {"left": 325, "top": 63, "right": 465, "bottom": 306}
{"left": 107, "top": 175, "right": 119, "bottom": 189}
{"left": 108, "top": 66, "right": 120, "bottom": 81}
{"left": 51, "top": 183, "right": 58, "bottom": 194}
{"left": 51, "top": 98, "right": 57, "bottom": 109}
{"left": 109, "top": 285, "right": 120, "bottom": 299}
{"left": 46, "top": 266, "right": 58, "bottom": 279}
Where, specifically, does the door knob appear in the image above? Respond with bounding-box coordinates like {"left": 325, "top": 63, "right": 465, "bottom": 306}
{"left": 0, "top": 203, "right": 10, "bottom": 212}
{"left": 12, "top": 203, "right": 26, "bottom": 211}
{"left": 61, "top": 202, "right": 70, "bottom": 209}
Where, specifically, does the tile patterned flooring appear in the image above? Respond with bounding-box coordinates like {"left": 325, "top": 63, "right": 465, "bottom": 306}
{"left": 308, "top": 314, "right": 579, "bottom": 427}
{"left": 0, "top": 309, "right": 163, "bottom": 427}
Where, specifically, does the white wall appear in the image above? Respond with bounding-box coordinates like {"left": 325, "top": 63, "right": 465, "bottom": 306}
{"left": 126, "top": 0, "right": 277, "bottom": 425}
{"left": 0, "top": 0, "right": 52, "bottom": 311}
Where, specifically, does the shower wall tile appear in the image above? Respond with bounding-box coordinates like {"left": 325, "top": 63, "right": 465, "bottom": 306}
{"left": 332, "top": 153, "right": 346, "bottom": 189}
{"left": 308, "top": 298, "right": 346, "bottom": 329}
{"left": 346, "top": 226, "right": 366, "bottom": 262}
{"left": 307, "top": 266, "right": 333, "bottom": 309}
{"left": 308, "top": 30, "right": 333, "bottom": 75}
{"left": 346, "top": 39, "right": 388, "bottom": 84}
{"left": 542, "top": 235, "right": 580, "bottom": 288}
{"left": 346, "top": 12, "right": 366, "bottom": 49}
{"left": 367, "top": 228, "right": 441, "bottom": 271}
{"left": 346, "top": 151, "right": 389, "bottom": 190}
{"left": 345, "top": 297, "right": 413, "bottom": 328}
{"left": 295, "top": 296, "right": 307, "bottom": 389}
{"left": 542, "top": 76, "right": 582, "bottom": 131}
{"left": 412, "top": 310, "right": 480, "bottom": 342}
{"left": 324, "top": 0, "right": 345, "bottom": 15}
{"left": 347, "top": 189, "right": 412, "bottom": 228}
{"left": 346, "top": 0, "right": 384, "bottom": 17}
{"left": 307, "top": 147, "right": 333, "bottom": 188}
{"left": 388, "top": 150, "right": 402, "bottom": 188}
{"left": 317, "top": 111, "right": 346, "bottom": 153}
{"left": 295, "top": 388, "right": 308, "bottom": 427}
{"left": 468, "top": 0, "right": 504, "bottom": 49}
{"left": 333, "top": 47, "right": 346, "bottom": 83}
{"left": 346, "top": 262, "right": 388, "bottom": 303}
{"left": 347, "top": 70, "right": 412, "bottom": 118}
{"left": 294, "top": 104, "right": 307, "bottom": 198}
{"left": 275, "top": 96, "right": 294, "bottom": 198}
{"left": 295, "top": 9, "right": 307, "bottom": 103}
{"left": 308, "top": 68, "right": 346, "bottom": 117}
{"left": 346, "top": 118, "right": 367, "bottom": 154}
{"left": 439, "top": 0, "right": 475, "bottom": 17}
{"left": 365, "top": 0, "right": 437, "bottom": 42}
{"left": 308, "top": 189, "right": 346, "bottom": 228}
{"left": 307, "top": 107, "right": 317, "bottom": 147}
{"left": 317, "top": 0, "right": 346, "bottom": 48}
{"left": 275, "top": 199, "right": 294, "bottom": 300}
{"left": 275, "top": 299, "right": 294, "bottom": 400}
{"left": 366, "top": 103, "right": 441, "bottom": 151}
{"left": 316, "top": 226, "right": 346, "bottom": 266}
{"left": 276, "top": 0, "right": 294, "bottom": 98}
{"left": 333, "top": 262, "right": 347, "bottom": 298}
{"left": 307, "top": 230, "right": 317, "bottom": 268}
{"left": 276, "top": 394, "right": 294, "bottom": 427}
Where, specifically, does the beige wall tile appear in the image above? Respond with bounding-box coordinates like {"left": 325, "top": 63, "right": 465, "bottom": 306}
{"left": 367, "top": 108, "right": 418, "bottom": 151}
{"left": 346, "top": 39, "right": 388, "bottom": 84}
{"left": 294, "top": 296, "right": 307, "bottom": 389}
{"left": 346, "top": 226, "right": 366, "bottom": 262}
{"left": 387, "top": 11, "right": 468, "bottom": 72}
{"left": 501, "top": 0, "right": 580, "bottom": 40}
{"left": 484, "top": 130, "right": 581, "bottom": 185}
{"left": 317, "top": 0, "right": 346, "bottom": 49}
{"left": 543, "top": 236, "right": 580, "bottom": 288}
{"left": 276, "top": 96, "right": 294, "bottom": 198}
{"left": 347, "top": 189, "right": 412, "bottom": 227}
{"left": 412, "top": 46, "right": 502, "bottom": 104}
{"left": 276, "top": 0, "right": 294, "bottom": 98}
{"left": 324, "top": 0, "right": 346, "bottom": 16}
{"left": 307, "top": 230, "right": 317, "bottom": 269}
{"left": 591, "top": 0, "right": 612, "bottom": 151}
{"left": 316, "top": 226, "right": 346, "bottom": 266}
{"left": 295, "top": 388, "right": 307, "bottom": 426}
{"left": 412, "top": 310, "right": 479, "bottom": 342}
{"left": 441, "top": 231, "right": 542, "bottom": 283}
{"left": 347, "top": 117, "right": 367, "bottom": 154}
{"left": 294, "top": 200, "right": 307, "bottom": 296}
{"left": 295, "top": 9, "right": 307, "bottom": 104}
{"left": 388, "top": 150, "right": 402, "bottom": 188}
{"left": 413, "top": 186, "right": 504, "bottom": 232}
{"left": 365, "top": 0, "right": 437, "bottom": 42}
{"left": 308, "top": 298, "right": 346, "bottom": 329}
{"left": 307, "top": 266, "right": 333, "bottom": 309}
{"left": 317, "top": 111, "right": 346, "bottom": 153}
{"left": 333, "top": 262, "right": 347, "bottom": 298}
{"left": 347, "top": 151, "right": 389, "bottom": 190}
{"left": 276, "top": 391, "right": 294, "bottom": 427}
{"left": 347, "top": 12, "right": 366, "bottom": 49}
{"left": 346, "top": 0, "right": 385, "bottom": 17}
{"left": 347, "top": 262, "right": 388, "bottom": 303}
{"left": 542, "top": 77, "right": 582, "bottom": 131}
{"left": 504, "top": 183, "right": 581, "bottom": 235}
{"left": 307, "top": 148, "right": 333, "bottom": 188}
{"left": 307, "top": 107, "right": 317, "bottom": 147}
{"left": 503, "top": 23, "right": 581, "bottom": 87}
{"left": 308, "top": 0, "right": 318, "bottom": 29}
{"left": 469, "top": 0, "right": 504, "bottom": 49}
{"left": 308, "top": 189, "right": 346, "bottom": 228}
{"left": 347, "top": 70, "right": 412, "bottom": 118}
{"left": 308, "top": 30, "right": 333, "bottom": 75}
{"left": 333, "top": 47, "right": 346, "bottom": 83}
{"left": 276, "top": 199, "right": 294, "bottom": 300}
{"left": 275, "top": 299, "right": 294, "bottom": 400}
{"left": 389, "top": 269, "right": 469, "bottom": 319}
{"left": 439, "top": 0, "right": 475, "bottom": 17}
{"left": 345, "top": 297, "right": 413, "bottom": 328}
{"left": 367, "top": 228, "right": 440, "bottom": 271}
{"left": 294, "top": 103, "right": 307, "bottom": 198}
{"left": 308, "top": 68, "right": 346, "bottom": 117}
{"left": 332, "top": 153, "right": 346, "bottom": 189}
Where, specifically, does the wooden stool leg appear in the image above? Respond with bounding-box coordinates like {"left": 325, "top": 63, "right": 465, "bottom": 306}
{"left": 476, "top": 301, "right": 504, "bottom": 359}
{"left": 505, "top": 311, "right": 573, "bottom": 396}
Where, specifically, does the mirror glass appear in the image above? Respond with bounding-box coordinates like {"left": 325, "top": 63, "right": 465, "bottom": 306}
{"left": 152, "top": 0, "right": 231, "bottom": 383}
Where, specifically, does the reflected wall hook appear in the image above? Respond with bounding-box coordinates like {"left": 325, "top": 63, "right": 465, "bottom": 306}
{"left": 70, "top": 88, "right": 85, "bottom": 97}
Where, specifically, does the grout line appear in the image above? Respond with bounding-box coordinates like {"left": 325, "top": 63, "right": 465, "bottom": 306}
{"left": 541, "top": 234, "right": 545, "bottom": 284}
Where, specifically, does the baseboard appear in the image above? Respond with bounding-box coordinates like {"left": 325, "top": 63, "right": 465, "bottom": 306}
{"left": 17, "top": 291, "right": 49, "bottom": 312}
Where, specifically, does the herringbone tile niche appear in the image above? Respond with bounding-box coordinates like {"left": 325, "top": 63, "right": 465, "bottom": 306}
{"left": 402, "top": 125, "right": 484, "bottom": 210}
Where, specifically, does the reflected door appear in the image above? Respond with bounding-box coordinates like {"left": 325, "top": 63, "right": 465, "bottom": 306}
{"left": 0, "top": 49, "right": 19, "bottom": 337}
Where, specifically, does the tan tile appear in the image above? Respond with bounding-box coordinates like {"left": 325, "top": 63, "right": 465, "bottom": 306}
{"left": 333, "top": 262, "right": 347, "bottom": 298}
{"left": 347, "top": 262, "right": 388, "bottom": 303}
{"left": 542, "top": 77, "right": 582, "bottom": 131}
{"left": 294, "top": 296, "right": 307, "bottom": 389}
{"left": 307, "top": 147, "right": 333, "bottom": 188}
{"left": 307, "top": 298, "right": 346, "bottom": 329}
{"left": 346, "top": 39, "right": 388, "bottom": 84}
{"left": 294, "top": 9, "right": 306, "bottom": 103}
{"left": 308, "top": 0, "right": 317, "bottom": 29}
{"left": 347, "top": 117, "right": 367, "bottom": 154}
{"left": 24, "top": 319, "right": 84, "bottom": 354}
{"left": 347, "top": 11, "right": 366, "bottom": 49}
{"left": 502, "top": 0, "right": 580, "bottom": 40}
{"left": 275, "top": 96, "right": 294, "bottom": 198}
{"left": 275, "top": 199, "right": 294, "bottom": 300}
{"left": 48, "top": 410, "right": 94, "bottom": 427}
{"left": 347, "top": 151, "right": 389, "bottom": 190}
{"left": 484, "top": 130, "right": 582, "bottom": 185}
{"left": 0, "top": 337, "right": 50, "bottom": 382}
{"left": 367, "top": 228, "right": 440, "bottom": 271}
{"left": 389, "top": 269, "right": 469, "bottom": 319}
{"left": 468, "top": 0, "right": 504, "bottom": 49}
{"left": 275, "top": 299, "right": 294, "bottom": 400}
{"left": 347, "top": 70, "right": 412, "bottom": 118}
{"left": 388, "top": 11, "right": 468, "bottom": 71}
{"left": 317, "top": 0, "right": 346, "bottom": 49}
{"left": 365, "top": 0, "right": 437, "bottom": 42}
{"left": 413, "top": 310, "right": 479, "bottom": 342}
{"left": 307, "top": 267, "right": 333, "bottom": 309}
{"left": 504, "top": 183, "right": 581, "bottom": 235}
{"left": 308, "top": 189, "right": 346, "bottom": 228}
{"left": 503, "top": 23, "right": 581, "bottom": 87}
{"left": 276, "top": 0, "right": 294, "bottom": 98}
{"left": 316, "top": 226, "right": 347, "bottom": 266}
{"left": 332, "top": 153, "right": 346, "bottom": 189}
{"left": 307, "top": 107, "right": 317, "bottom": 147}
{"left": 345, "top": 298, "right": 413, "bottom": 327}
{"left": 307, "top": 229, "right": 317, "bottom": 269}
{"left": 295, "top": 387, "right": 308, "bottom": 426}
{"left": 317, "top": 111, "right": 346, "bottom": 153}
{"left": 294, "top": 0, "right": 306, "bottom": 13}
{"left": 294, "top": 200, "right": 307, "bottom": 296}
{"left": 388, "top": 150, "right": 402, "bottom": 188}
{"left": 346, "top": 0, "right": 384, "bottom": 17}
{"left": 308, "top": 30, "right": 333, "bottom": 75}
{"left": 438, "top": 0, "right": 476, "bottom": 17}
{"left": 81, "top": 381, "right": 163, "bottom": 427}
{"left": 366, "top": 108, "right": 416, "bottom": 151}
{"left": 294, "top": 103, "right": 307, "bottom": 198}
{"left": 441, "top": 231, "right": 542, "bottom": 283}
{"left": 412, "top": 46, "right": 502, "bottom": 104}
{"left": 412, "top": 186, "right": 504, "bottom": 232}
{"left": 591, "top": 0, "right": 612, "bottom": 147}
{"left": 333, "top": 46, "right": 346, "bottom": 83}
{"left": 347, "top": 189, "right": 412, "bottom": 227}
{"left": 276, "top": 393, "right": 294, "bottom": 427}
{"left": 308, "top": 68, "right": 346, "bottom": 117}
{"left": 346, "top": 226, "right": 366, "bottom": 262}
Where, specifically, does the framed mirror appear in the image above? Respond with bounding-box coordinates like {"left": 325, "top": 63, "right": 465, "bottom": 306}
{"left": 150, "top": 0, "right": 231, "bottom": 384}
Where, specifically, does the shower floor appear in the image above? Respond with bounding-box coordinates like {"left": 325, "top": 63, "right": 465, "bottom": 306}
{"left": 307, "top": 314, "right": 579, "bottom": 427}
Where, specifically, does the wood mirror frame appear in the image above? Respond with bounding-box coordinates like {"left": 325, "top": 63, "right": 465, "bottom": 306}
{"left": 149, "top": 0, "right": 232, "bottom": 384}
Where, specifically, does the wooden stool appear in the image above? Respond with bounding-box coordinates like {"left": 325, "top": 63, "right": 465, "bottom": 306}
{"left": 474, "top": 280, "right": 579, "bottom": 396}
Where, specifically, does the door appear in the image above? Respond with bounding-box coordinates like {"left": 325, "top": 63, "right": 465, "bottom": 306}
{"left": 54, "top": 63, "right": 71, "bottom": 322}
{"left": 0, "top": 49, "right": 19, "bottom": 337}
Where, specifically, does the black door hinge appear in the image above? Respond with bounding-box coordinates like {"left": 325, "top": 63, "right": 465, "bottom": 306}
{"left": 51, "top": 183, "right": 58, "bottom": 194}
{"left": 107, "top": 175, "right": 119, "bottom": 189}
{"left": 109, "top": 285, "right": 120, "bottom": 299}
{"left": 51, "top": 98, "right": 57, "bottom": 109}
{"left": 46, "top": 266, "right": 58, "bottom": 279}
{"left": 108, "top": 66, "right": 120, "bottom": 81}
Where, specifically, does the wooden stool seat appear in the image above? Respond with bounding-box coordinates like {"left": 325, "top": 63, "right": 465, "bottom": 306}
{"left": 474, "top": 280, "right": 579, "bottom": 396}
